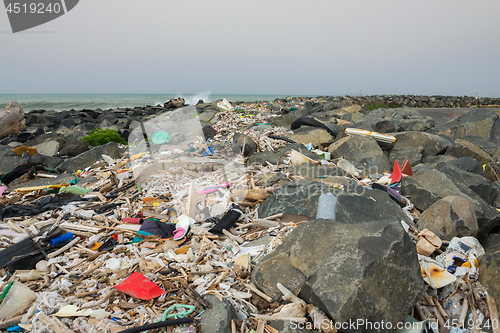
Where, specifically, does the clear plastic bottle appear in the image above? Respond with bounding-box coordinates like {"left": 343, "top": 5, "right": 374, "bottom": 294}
{"left": 316, "top": 193, "right": 337, "bottom": 220}
{"left": 172, "top": 327, "right": 196, "bottom": 333}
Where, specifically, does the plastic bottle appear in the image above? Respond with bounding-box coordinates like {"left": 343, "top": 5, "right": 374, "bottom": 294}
{"left": 49, "top": 232, "right": 74, "bottom": 246}
{"left": 172, "top": 327, "right": 196, "bottom": 333}
{"left": 316, "top": 193, "right": 337, "bottom": 220}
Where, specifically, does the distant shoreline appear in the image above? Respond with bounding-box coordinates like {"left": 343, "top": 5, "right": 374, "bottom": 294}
{"left": 1, "top": 94, "right": 500, "bottom": 113}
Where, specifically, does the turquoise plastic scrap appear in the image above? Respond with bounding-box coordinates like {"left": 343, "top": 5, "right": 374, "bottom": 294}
{"left": 145, "top": 304, "right": 196, "bottom": 333}
{"left": 7, "top": 326, "right": 22, "bottom": 332}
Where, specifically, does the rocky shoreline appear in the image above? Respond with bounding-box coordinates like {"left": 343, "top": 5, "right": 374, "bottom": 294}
{"left": 0, "top": 96, "right": 499, "bottom": 332}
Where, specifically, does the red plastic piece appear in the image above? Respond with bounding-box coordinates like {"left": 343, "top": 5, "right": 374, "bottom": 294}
{"left": 389, "top": 160, "right": 402, "bottom": 184}
{"left": 114, "top": 272, "right": 166, "bottom": 300}
{"left": 123, "top": 218, "right": 142, "bottom": 224}
{"left": 401, "top": 158, "right": 413, "bottom": 177}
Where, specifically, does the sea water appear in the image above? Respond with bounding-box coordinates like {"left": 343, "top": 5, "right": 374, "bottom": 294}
{"left": 0, "top": 92, "right": 301, "bottom": 112}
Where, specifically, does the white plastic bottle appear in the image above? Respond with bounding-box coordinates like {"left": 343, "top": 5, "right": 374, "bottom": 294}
{"left": 316, "top": 193, "right": 337, "bottom": 220}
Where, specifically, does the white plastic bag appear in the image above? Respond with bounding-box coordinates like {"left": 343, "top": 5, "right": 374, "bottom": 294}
{"left": 0, "top": 281, "right": 37, "bottom": 319}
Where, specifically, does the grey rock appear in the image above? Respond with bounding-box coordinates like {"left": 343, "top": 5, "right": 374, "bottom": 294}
{"left": 57, "top": 142, "right": 122, "bottom": 173}
{"left": 335, "top": 190, "right": 414, "bottom": 226}
{"left": 58, "top": 139, "right": 89, "bottom": 157}
{"left": 248, "top": 143, "right": 320, "bottom": 166}
{"left": 0, "top": 150, "right": 29, "bottom": 175}
{"left": 258, "top": 180, "right": 338, "bottom": 218}
{"left": 164, "top": 97, "right": 185, "bottom": 109}
{"left": 202, "top": 125, "right": 217, "bottom": 140}
{"left": 479, "top": 234, "right": 500, "bottom": 305}
{"left": 461, "top": 135, "right": 500, "bottom": 159}
{"left": 256, "top": 172, "right": 289, "bottom": 187}
{"left": 0, "top": 102, "right": 26, "bottom": 140}
{"left": 30, "top": 154, "right": 63, "bottom": 169}
{"left": 418, "top": 196, "right": 478, "bottom": 240}
{"left": 286, "top": 128, "right": 334, "bottom": 148}
{"left": 267, "top": 113, "right": 306, "bottom": 128}
{"left": 442, "top": 157, "right": 484, "bottom": 176}
{"left": 389, "top": 148, "right": 422, "bottom": 167}
{"left": 392, "top": 131, "right": 452, "bottom": 158}
{"left": 401, "top": 169, "right": 500, "bottom": 239}
{"left": 252, "top": 219, "right": 425, "bottom": 333}
{"left": 427, "top": 109, "right": 500, "bottom": 144}
{"left": 422, "top": 155, "right": 456, "bottom": 168}
{"left": 198, "top": 111, "right": 215, "bottom": 122}
{"left": 199, "top": 294, "right": 236, "bottom": 333}
{"left": 232, "top": 133, "right": 257, "bottom": 157}
{"left": 34, "top": 140, "right": 60, "bottom": 157}
{"left": 328, "top": 136, "right": 391, "bottom": 176}
{"left": 10, "top": 173, "right": 77, "bottom": 191}
{"left": 436, "top": 163, "right": 494, "bottom": 206}
{"left": 445, "top": 139, "right": 493, "bottom": 164}
{"left": 374, "top": 120, "right": 397, "bottom": 133}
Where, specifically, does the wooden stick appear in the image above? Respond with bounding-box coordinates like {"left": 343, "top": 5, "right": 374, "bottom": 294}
{"left": 222, "top": 229, "right": 244, "bottom": 244}
{"left": 433, "top": 296, "right": 449, "bottom": 320}
{"left": 55, "top": 263, "right": 69, "bottom": 274}
{"left": 38, "top": 313, "right": 75, "bottom": 333}
{"left": 468, "top": 291, "right": 481, "bottom": 333}
{"left": 186, "top": 182, "right": 197, "bottom": 219}
{"left": 95, "top": 289, "right": 116, "bottom": 306}
{"left": 256, "top": 320, "right": 265, "bottom": 333}
{"left": 458, "top": 298, "right": 469, "bottom": 328}
{"left": 263, "top": 213, "right": 284, "bottom": 221}
{"left": 47, "top": 237, "right": 81, "bottom": 258}
{"left": 0, "top": 315, "right": 24, "bottom": 329}
{"left": 76, "top": 289, "right": 104, "bottom": 298}
{"left": 142, "top": 210, "right": 172, "bottom": 221}
{"left": 486, "top": 295, "right": 500, "bottom": 333}
{"left": 231, "top": 319, "right": 237, "bottom": 333}
{"left": 424, "top": 293, "right": 444, "bottom": 327}
{"left": 277, "top": 283, "right": 306, "bottom": 307}
{"left": 7, "top": 221, "right": 24, "bottom": 234}
{"left": 251, "top": 314, "right": 307, "bottom": 322}
{"left": 241, "top": 282, "right": 273, "bottom": 303}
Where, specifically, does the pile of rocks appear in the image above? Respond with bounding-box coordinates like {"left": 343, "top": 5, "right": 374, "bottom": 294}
{"left": 0, "top": 97, "right": 499, "bottom": 333}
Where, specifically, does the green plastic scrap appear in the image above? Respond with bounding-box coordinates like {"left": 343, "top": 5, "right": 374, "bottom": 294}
{"left": 146, "top": 304, "right": 196, "bottom": 333}
{"left": 0, "top": 281, "right": 15, "bottom": 304}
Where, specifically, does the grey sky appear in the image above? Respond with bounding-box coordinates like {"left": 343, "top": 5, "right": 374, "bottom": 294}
{"left": 1, "top": 0, "right": 499, "bottom": 96}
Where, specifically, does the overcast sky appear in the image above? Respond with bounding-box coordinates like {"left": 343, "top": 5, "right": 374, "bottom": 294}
{"left": 1, "top": 0, "right": 499, "bottom": 96}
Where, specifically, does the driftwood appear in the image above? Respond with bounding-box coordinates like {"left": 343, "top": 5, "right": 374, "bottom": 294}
{"left": 37, "top": 313, "right": 75, "bottom": 333}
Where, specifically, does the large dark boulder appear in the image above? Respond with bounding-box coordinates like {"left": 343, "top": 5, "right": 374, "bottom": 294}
{"left": 460, "top": 135, "right": 500, "bottom": 159}
{"left": 443, "top": 157, "right": 484, "bottom": 176}
{"left": 328, "top": 136, "right": 391, "bottom": 176}
{"left": 248, "top": 143, "right": 320, "bottom": 166}
{"left": 252, "top": 219, "right": 425, "bottom": 333}
{"left": 401, "top": 169, "right": 500, "bottom": 239}
{"left": 199, "top": 295, "right": 236, "bottom": 333}
{"left": 232, "top": 133, "right": 257, "bottom": 157}
{"left": 427, "top": 109, "right": 500, "bottom": 145}
{"left": 258, "top": 180, "right": 337, "bottom": 218}
{"left": 58, "top": 139, "right": 89, "bottom": 157}
{"left": 418, "top": 196, "right": 478, "bottom": 240}
{"left": 391, "top": 131, "right": 452, "bottom": 158}
{"left": 57, "top": 142, "right": 122, "bottom": 173}
{"left": 445, "top": 139, "right": 493, "bottom": 164}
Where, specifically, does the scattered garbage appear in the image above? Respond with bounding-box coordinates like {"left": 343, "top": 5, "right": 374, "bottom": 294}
{"left": 0, "top": 98, "right": 499, "bottom": 332}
